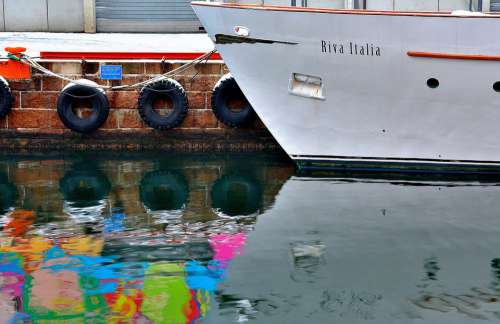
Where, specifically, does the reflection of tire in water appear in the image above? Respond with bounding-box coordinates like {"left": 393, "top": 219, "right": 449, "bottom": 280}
{"left": 60, "top": 166, "right": 111, "bottom": 223}
{"left": 211, "top": 175, "right": 262, "bottom": 217}
{"left": 60, "top": 167, "right": 111, "bottom": 208}
{"left": 139, "top": 171, "right": 188, "bottom": 212}
{"left": 0, "top": 172, "right": 18, "bottom": 215}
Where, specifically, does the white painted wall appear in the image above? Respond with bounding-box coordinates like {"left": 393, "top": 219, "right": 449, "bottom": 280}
{"left": 48, "top": 0, "right": 84, "bottom": 32}
{"left": 3, "top": 0, "right": 85, "bottom": 32}
{"left": 5, "top": 0, "right": 48, "bottom": 32}
{"left": 0, "top": 0, "right": 4, "bottom": 32}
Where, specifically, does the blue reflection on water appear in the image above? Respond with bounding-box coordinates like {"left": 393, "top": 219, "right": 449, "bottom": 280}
{"left": 0, "top": 153, "right": 289, "bottom": 323}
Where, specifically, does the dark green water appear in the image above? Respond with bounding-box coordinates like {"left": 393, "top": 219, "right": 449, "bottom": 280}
{"left": 1, "top": 153, "right": 500, "bottom": 323}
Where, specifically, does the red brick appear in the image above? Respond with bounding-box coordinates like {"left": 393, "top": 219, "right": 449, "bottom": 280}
{"left": 21, "top": 92, "right": 58, "bottom": 109}
{"left": 11, "top": 91, "right": 20, "bottom": 108}
{"left": 9, "top": 77, "right": 41, "bottom": 91}
{"left": 194, "top": 63, "right": 223, "bottom": 75}
{"left": 180, "top": 110, "right": 218, "bottom": 129}
{"left": 122, "top": 63, "right": 144, "bottom": 75}
{"left": 108, "top": 91, "right": 139, "bottom": 109}
{"left": 37, "top": 128, "right": 65, "bottom": 135}
{"left": 101, "top": 110, "right": 119, "bottom": 129}
{"left": 83, "top": 62, "right": 100, "bottom": 75}
{"left": 8, "top": 109, "right": 50, "bottom": 129}
{"left": 174, "top": 64, "right": 222, "bottom": 77}
{"left": 0, "top": 116, "right": 7, "bottom": 129}
{"left": 39, "top": 62, "right": 53, "bottom": 70}
{"left": 145, "top": 63, "right": 162, "bottom": 75}
{"left": 161, "top": 63, "right": 182, "bottom": 74}
{"left": 119, "top": 110, "right": 146, "bottom": 129}
{"left": 49, "top": 111, "right": 65, "bottom": 129}
{"left": 52, "top": 63, "right": 81, "bottom": 75}
{"left": 178, "top": 75, "right": 220, "bottom": 92}
{"left": 42, "top": 76, "right": 62, "bottom": 91}
{"left": 111, "top": 76, "right": 148, "bottom": 89}
{"left": 187, "top": 92, "right": 206, "bottom": 110}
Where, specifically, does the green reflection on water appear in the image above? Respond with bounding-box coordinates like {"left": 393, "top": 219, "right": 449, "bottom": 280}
{"left": 4, "top": 153, "right": 500, "bottom": 323}
{"left": 0, "top": 153, "right": 292, "bottom": 323}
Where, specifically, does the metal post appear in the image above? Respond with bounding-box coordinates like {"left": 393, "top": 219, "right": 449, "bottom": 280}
{"left": 83, "top": 0, "right": 96, "bottom": 33}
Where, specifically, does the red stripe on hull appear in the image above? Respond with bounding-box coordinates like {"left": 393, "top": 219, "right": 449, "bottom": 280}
{"left": 408, "top": 51, "right": 500, "bottom": 61}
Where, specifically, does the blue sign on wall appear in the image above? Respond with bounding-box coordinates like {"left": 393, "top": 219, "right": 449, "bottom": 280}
{"left": 100, "top": 65, "right": 123, "bottom": 80}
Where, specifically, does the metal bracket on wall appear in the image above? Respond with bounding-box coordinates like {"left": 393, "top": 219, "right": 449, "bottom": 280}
{"left": 81, "top": 59, "right": 88, "bottom": 76}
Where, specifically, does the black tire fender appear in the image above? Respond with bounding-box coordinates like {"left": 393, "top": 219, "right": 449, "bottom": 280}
{"left": 138, "top": 78, "right": 188, "bottom": 130}
{"left": 211, "top": 74, "right": 256, "bottom": 128}
{"left": 59, "top": 166, "right": 111, "bottom": 208}
{"left": 211, "top": 174, "right": 262, "bottom": 217}
{"left": 57, "top": 81, "right": 109, "bottom": 134}
{"left": 0, "top": 77, "right": 13, "bottom": 119}
{"left": 139, "top": 170, "right": 189, "bottom": 211}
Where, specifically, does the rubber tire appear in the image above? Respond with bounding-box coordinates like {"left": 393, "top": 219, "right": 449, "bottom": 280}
{"left": 211, "top": 175, "right": 262, "bottom": 216}
{"left": 60, "top": 167, "right": 111, "bottom": 209}
{"left": 0, "top": 80, "right": 13, "bottom": 119}
{"left": 138, "top": 79, "right": 188, "bottom": 130}
{"left": 139, "top": 170, "right": 188, "bottom": 211}
{"left": 57, "top": 85, "right": 109, "bottom": 134}
{"left": 211, "top": 75, "right": 256, "bottom": 128}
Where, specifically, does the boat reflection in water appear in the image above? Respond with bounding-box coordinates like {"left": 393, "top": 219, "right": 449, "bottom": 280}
{"left": 3, "top": 155, "right": 500, "bottom": 323}
{"left": 0, "top": 154, "right": 291, "bottom": 323}
{"left": 206, "top": 172, "right": 500, "bottom": 324}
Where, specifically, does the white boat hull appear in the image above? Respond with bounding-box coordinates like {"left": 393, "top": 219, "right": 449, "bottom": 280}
{"left": 192, "top": 3, "right": 500, "bottom": 172}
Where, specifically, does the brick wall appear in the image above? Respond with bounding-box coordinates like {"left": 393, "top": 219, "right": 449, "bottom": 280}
{"left": 0, "top": 61, "right": 279, "bottom": 152}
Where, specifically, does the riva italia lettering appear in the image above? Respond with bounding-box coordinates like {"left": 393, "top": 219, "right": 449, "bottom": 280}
{"left": 321, "top": 40, "right": 381, "bottom": 56}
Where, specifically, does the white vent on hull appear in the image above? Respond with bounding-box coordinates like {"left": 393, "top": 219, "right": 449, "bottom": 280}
{"left": 288, "top": 73, "right": 325, "bottom": 100}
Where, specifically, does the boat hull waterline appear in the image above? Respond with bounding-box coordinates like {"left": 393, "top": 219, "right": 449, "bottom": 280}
{"left": 192, "top": 3, "right": 500, "bottom": 173}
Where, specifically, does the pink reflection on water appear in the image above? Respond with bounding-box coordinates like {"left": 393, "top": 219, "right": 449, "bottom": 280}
{"left": 209, "top": 233, "right": 247, "bottom": 263}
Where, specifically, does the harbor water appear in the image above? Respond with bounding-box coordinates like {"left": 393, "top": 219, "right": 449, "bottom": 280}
{"left": 0, "top": 153, "right": 500, "bottom": 323}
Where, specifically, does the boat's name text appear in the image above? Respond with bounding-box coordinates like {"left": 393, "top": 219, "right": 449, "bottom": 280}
{"left": 321, "top": 40, "right": 381, "bottom": 57}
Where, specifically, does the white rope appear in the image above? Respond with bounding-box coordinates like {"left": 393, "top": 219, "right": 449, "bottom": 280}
{"left": 19, "top": 49, "right": 217, "bottom": 91}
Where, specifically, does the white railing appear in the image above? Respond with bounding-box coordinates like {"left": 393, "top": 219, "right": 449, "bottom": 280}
{"left": 231, "top": 0, "right": 491, "bottom": 12}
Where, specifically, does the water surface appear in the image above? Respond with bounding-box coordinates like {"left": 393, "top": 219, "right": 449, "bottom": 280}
{"left": 0, "top": 153, "right": 500, "bottom": 323}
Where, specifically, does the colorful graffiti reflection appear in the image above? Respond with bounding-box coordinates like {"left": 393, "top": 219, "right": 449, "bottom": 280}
{"left": 0, "top": 154, "right": 292, "bottom": 323}
{"left": 0, "top": 219, "right": 248, "bottom": 323}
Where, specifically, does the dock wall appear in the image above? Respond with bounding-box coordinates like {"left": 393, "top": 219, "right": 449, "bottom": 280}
{"left": 1, "top": 61, "right": 281, "bottom": 153}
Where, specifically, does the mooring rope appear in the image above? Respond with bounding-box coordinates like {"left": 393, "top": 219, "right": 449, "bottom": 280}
{"left": 16, "top": 49, "right": 217, "bottom": 91}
